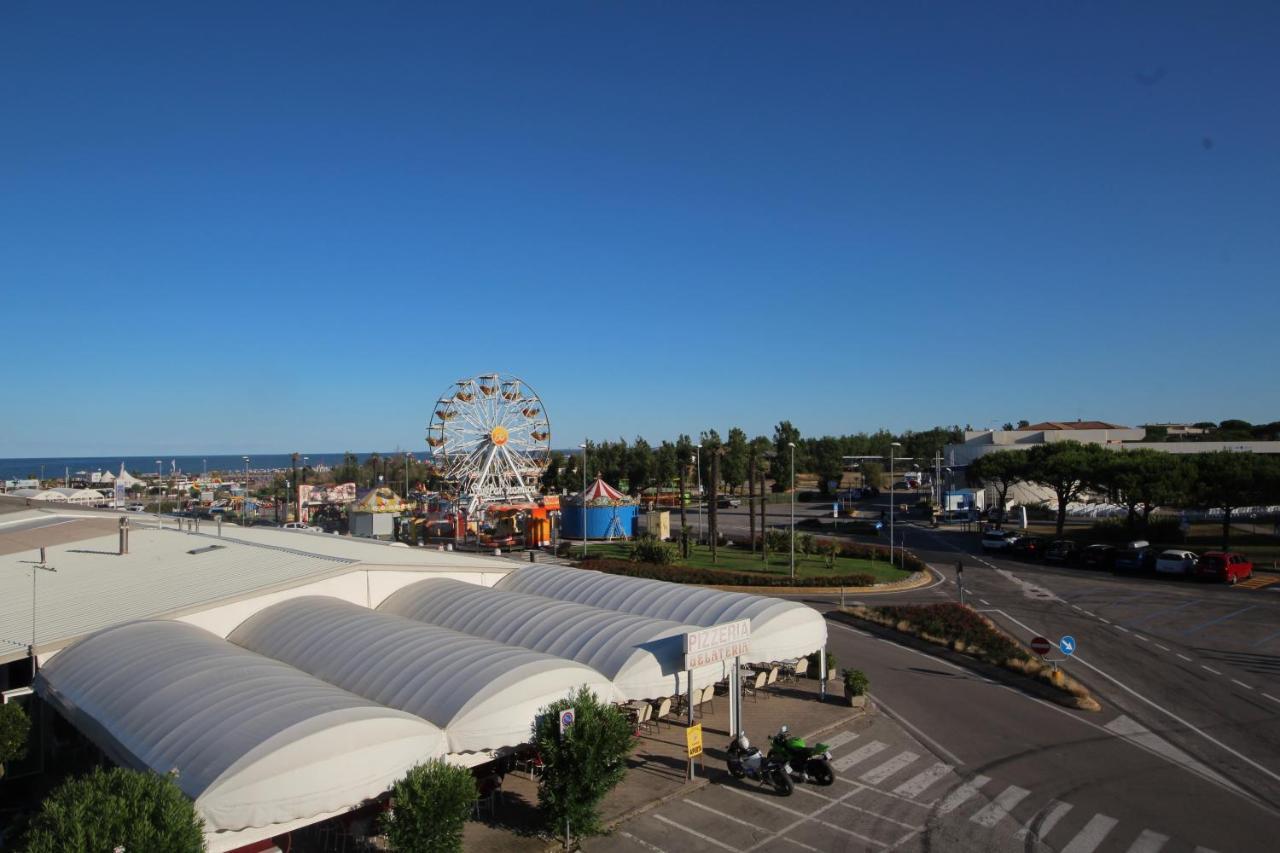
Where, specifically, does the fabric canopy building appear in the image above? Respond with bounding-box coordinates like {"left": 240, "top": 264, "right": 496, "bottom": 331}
{"left": 34, "top": 620, "right": 445, "bottom": 850}
{"left": 229, "top": 596, "right": 612, "bottom": 752}
{"left": 572, "top": 476, "right": 628, "bottom": 504}
{"left": 378, "top": 578, "right": 725, "bottom": 699}
{"left": 496, "top": 564, "right": 828, "bottom": 663}
{"left": 7, "top": 488, "right": 67, "bottom": 502}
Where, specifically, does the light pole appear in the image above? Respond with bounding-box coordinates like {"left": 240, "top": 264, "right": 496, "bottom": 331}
{"left": 155, "top": 460, "right": 163, "bottom": 519}
{"left": 695, "top": 443, "right": 703, "bottom": 545}
{"left": 788, "top": 441, "right": 796, "bottom": 580}
{"left": 579, "top": 443, "right": 588, "bottom": 558}
{"left": 243, "top": 456, "right": 250, "bottom": 526}
{"left": 889, "top": 442, "right": 902, "bottom": 566}
{"left": 30, "top": 554, "right": 57, "bottom": 679}
{"left": 405, "top": 452, "right": 412, "bottom": 498}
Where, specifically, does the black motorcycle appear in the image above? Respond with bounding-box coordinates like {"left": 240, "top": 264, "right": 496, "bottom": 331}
{"left": 726, "top": 733, "right": 794, "bottom": 795}
{"left": 769, "top": 726, "right": 835, "bottom": 786}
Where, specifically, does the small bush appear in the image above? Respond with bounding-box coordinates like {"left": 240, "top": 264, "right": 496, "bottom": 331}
{"left": 842, "top": 669, "right": 869, "bottom": 696}
{"left": 862, "top": 603, "right": 1032, "bottom": 667}
{"left": 805, "top": 648, "right": 837, "bottom": 677}
{"left": 0, "top": 702, "right": 30, "bottom": 766}
{"left": 23, "top": 766, "right": 205, "bottom": 853}
{"left": 381, "top": 759, "right": 477, "bottom": 853}
{"left": 534, "top": 686, "right": 636, "bottom": 839}
{"left": 628, "top": 535, "right": 676, "bottom": 566}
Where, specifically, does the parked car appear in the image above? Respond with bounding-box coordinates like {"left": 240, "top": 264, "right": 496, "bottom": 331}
{"left": 1012, "top": 536, "right": 1047, "bottom": 560}
{"left": 981, "top": 529, "right": 1019, "bottom": 551}
{"left": 1154, "top": 549, "right": 1198, "bottom": 576}
{"left": 1080, "top": 544, "right": 1116, "bottom": 570}
{"left": 1195, "top": 551, "right": 1254, "bottom": 584}
{"left": 1112, "top": 541, "right": 1154, "bottom": 573}
{"left": 717, "top": 496, "right": 742, "bottom": 508}
{"left": 282, "top": 521, "right": 319, "bottom": 531}
{"left": 1044, "top": 540, "right": 1081, "bottom": 565}
{"left": 126, "top": 504, "right": 146, "bottom": 512}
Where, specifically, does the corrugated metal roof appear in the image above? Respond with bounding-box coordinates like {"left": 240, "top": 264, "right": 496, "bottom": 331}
{"left": 0, "top": 507, "right": 514, "bottom": 663}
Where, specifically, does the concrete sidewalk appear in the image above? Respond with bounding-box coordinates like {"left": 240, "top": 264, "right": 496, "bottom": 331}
{"left": 463, "top": 677, "right": 865, "bottom": 851}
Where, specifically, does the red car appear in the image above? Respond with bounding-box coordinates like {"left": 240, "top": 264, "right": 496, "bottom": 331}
{"left": 1195, "top": 551, "right": 1254, "bottom": 584}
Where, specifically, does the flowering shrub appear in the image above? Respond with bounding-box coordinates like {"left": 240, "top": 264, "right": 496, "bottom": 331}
{"left": 867, "top": 604, "right": 1030, "bottom": 665}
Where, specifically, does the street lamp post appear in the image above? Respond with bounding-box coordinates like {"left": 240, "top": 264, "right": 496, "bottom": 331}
{"left": 889, "top": 442, "right": 902, "bottom": 567}
{"left": 788, "top": 441, "right": 796, "bottom": 580}
{"left": 695, "top": 443, "right": 703, "bottom": 545}
{"left": 243, "top": 456, "right": 250, "bottom": 527}
{"left": 579, "top": 443, "right": 588, "bottom": 558}
{"left": 30, "top": 554, "right": 57, "bottom": 679}
{"left": 155, "top": 460, "right": 163, "bottom": 520}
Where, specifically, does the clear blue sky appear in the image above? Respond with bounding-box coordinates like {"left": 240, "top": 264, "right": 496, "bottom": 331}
{"left": 2, "top": 2, "right": 1277, "bottom": 457}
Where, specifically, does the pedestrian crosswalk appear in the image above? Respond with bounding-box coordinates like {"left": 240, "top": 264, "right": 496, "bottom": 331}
{"left": 815, "top": 731, "right": 1207, "bottom": 853}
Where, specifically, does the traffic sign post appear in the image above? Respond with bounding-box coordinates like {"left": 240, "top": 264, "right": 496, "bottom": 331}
{"left": 1029, "top": 636, "right": 1051, "bottom": 656}
{"left": 1059, "top": 636, "right": 1076, "bottom": 657}
{"left": 956, "top": 559, "right": 965, "bottom": 606}
{"left": 558, "top": 707, "right": 575, "bottom": 738}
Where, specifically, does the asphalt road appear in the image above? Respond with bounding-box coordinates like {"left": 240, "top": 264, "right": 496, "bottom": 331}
{"left": 634, "top": 497, "right": 1280, "bottom": 851}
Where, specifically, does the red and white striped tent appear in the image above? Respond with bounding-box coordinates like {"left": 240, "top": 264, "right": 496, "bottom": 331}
{"left": 581, "top": 476, "right": 626, "bottom": 502}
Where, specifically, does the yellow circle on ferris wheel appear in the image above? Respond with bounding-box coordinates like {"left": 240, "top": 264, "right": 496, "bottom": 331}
{"left": 490, "top": 426, "right": 509, "bottom": 446}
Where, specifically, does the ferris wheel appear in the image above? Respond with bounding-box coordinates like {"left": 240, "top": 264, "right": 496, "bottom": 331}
{"left": 426, "top": 373, "right": 551, "bottom": 511}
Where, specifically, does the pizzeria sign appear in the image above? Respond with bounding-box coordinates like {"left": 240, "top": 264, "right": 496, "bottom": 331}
{"left": 683, "top": 619, "right": 752, "bottom": 669}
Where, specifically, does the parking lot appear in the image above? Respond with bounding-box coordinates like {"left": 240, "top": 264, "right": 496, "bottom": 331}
{"left": 592, "top": 708, "right": 1233, "bottom": 853}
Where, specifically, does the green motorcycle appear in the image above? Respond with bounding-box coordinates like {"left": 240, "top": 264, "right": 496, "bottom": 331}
{"left": 768, "top": 725, "right": 835, "bottom": 786}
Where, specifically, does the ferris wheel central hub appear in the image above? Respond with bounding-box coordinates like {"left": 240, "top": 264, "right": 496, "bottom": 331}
{"left": 490, "top": 426, "right": 509, "bottom": 446}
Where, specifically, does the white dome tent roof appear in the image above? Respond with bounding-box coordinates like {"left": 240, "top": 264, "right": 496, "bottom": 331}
{"left": 378, "top": 578, "right": 725, "bottom": 700}
{"left": 496, "top": 564, "right": 828, "bottom": 663}
{"left": 228, "top": 596, "right": 612, "bottom": 753}
{"left": 33, "top": 620, "right": 445, "bottom": 843}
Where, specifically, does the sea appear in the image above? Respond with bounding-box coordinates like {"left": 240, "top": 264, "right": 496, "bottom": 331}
{"left": 0, "top": 453, "right": 374, "bottom": 481}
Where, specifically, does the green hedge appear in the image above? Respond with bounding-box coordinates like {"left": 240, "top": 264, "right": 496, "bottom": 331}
{"left": 866, "top": 603, "right": 1030, "bottom": 665}
{"left": 580, "top": 557, "right": 877, "bottom": 587}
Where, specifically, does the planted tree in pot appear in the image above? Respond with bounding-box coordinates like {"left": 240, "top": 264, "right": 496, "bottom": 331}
{"left": 842, "top": 669, "right": 870, "bottom": 708}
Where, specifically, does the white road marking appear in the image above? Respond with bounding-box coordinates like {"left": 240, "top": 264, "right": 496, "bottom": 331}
{"left": 652, "top": 814, "right": 738, "bottom": 851}
{"left": 778, "top": 838, "right": 821, "bottom": 852}
{"left": 1201, "top": 665, "right": 1222, "bottom": 675}
{"left": 1083, "top": 610, "right": 1097, "bottom": 617}
{"left": 1060, "top": 813, "right": 1119, "bottom": 853}
{"left": 620, "top": 831, "right": 668, "bottom": 853}
{"left": 1231, "top": 679, "right": 1253, "bottom": 690}
{"left": 979, "top": 598, "right": 991, "bottom": 605}
{"left": 723, "top": 785, "right": 888, "bottom": 850}
{"left": 831, "top": 621, "right": 971, "bottom": 674}
{"left": 1177, "top": 653, "right": 1193, "bottom": 662}
{"left": 1014, "top": 799, "right": 1073, "bottom": 841}
{"left": 1125, "top": 828, "right": 1170, "bottom": 852}
{"left": 1099, "top": 618, "right": 1113, "bottom": 625}
{"left": 969, "top": 784, "right": 1030, "bottom": 828}
{"left": 794, "top": 788, "right": 923, "bottom": 831}
{"left": 683, "top": 799, "right": 799, "bottom": 842}
{"left": 1263, "top": 693, "right": 1280, "bottom": 705}
{"left": 1115, "top": 625, "right": 1130, "bottom": 633}
{"left": 832, "top": 740, "right": 888, "bottom": 772}
{"left": 1155, "top": 643, "right": 1170, "bottom": 651}
{"left": 936, "top": 775, "right": 989, "bottom": 814}
{"left": 1104, "top": 715, "right": 1243, "bottom": 795}
{"left": 892, "top": 762, "right": 953, "bottom": 799}
{"left": 988, "top": 608, "right": 1280, "bottom": 792}
{"left": 868, "top": 692, "right": 965, "bottom": 766}
{"left": 861, "top": 750, "right": 919, "bottom": 784}
{"left": 1192, "top": 847, "right": 1222, "bottom": 853}
{"left": 1071, "top": 604, "right": 1083, "bottom": 610}
{"left": 1134, "top": 633, "right": 1149, "bottom": 641}
{"left": 822, "top": 731, "right": 858, "bottom": 750}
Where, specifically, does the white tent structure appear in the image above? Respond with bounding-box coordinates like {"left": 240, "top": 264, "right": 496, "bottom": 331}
{"left": 115, "top": 464, "right": 144, "bottom": 488}
{"left": 49, "top": 487, "right": 108, "bottom": 506}
{"left": 497, "top": 564, "right": 828, "bottom": 664}
{"left": 34, "top": 620, "right": 446, "bottom": 851}
{"left": 378, "top": 578, "right": 725, "bottom": 700}
{"left": 229, "top": 596, "right": 612, "bottom": 753}
{"left": 8, "top": 488, "right": 67, "bottom": 502}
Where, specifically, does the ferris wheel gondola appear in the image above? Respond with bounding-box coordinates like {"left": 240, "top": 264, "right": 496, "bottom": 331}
{"left": 426, "top": 373, "right": 551, "bottom": 511}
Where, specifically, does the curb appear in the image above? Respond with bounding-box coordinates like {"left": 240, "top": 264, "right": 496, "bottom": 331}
{"left": 690, "top": 571, "right": 935, "bottom": 597}
{"left": 828, "top": 611, "right": 1102, "bottom": 712}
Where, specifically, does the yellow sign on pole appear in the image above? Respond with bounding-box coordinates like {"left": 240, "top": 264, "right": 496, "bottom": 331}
{"left": 686, "top": 723, "right": 703, "bottom": 758}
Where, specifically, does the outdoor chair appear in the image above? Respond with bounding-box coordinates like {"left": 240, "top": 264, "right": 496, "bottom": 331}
{"left": 700, "top": 684, "right": 717, "bottom": 716}
{"left": 743, "top": 670, "right": 767, "bottom": 701}
{"left": 792, "top": 657, "right": 809, "bottom": 682}
{"left": 651, "top": 697, "right": 672, "bottom": 732}
{"left": 637, "top": 701, "right": 654, "bottom": 734}
{"left": 474, "top": 773, "right": 503, "bottom": 819}
{"left": 765, "top": 665, "right": 779, "bottom": 697}
{"left": 513, "top": 745, "right": 543, "bottom": 779}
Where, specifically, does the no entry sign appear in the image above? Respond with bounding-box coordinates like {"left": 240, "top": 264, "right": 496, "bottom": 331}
{"left": 1030, "top": 636, "right": 1052, "bottom": 656}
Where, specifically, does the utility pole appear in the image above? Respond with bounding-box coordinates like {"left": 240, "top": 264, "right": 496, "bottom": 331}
{"left": 889, "top": 442, "right": 901, "bottom": 567}
{"left": 709, "top": 451, "right": 720, "bottom": 563}
{"left": 788, "top": 442, "right": 796, "bottom": 580}
{"left": 760, "top": 468, "right": 768, "bottom": 564}
{"left": 748, "top": 455, "right": 757, "bottom": 553}
{"left": 695, "top": 444, "right": 703, "bottom": 545}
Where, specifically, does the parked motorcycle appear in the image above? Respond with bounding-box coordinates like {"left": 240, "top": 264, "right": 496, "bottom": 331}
{"left": 726, "top": 733, "right": 794, "bottom": 795}
{"left": 769, "top": 725, "right": 835, "bottom": 786}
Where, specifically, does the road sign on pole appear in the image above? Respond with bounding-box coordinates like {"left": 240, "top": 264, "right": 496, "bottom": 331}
{"left": 1029, "top": 636, "right": 1051, "bottom": 656}
{"left": 1059, "top": 636, "right": 1077, "bottom": 656}
{"left": 559, "top": 708, "right": 575, "bottom": 737}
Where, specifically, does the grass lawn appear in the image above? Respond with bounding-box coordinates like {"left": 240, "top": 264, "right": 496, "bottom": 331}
{"left": 569, "top": 542, "right": 911, "bottom": 583}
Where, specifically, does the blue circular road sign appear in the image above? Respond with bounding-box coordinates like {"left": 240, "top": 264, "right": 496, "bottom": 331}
{"left": 1059, "top": 635, "right": 1077, "bottom": 656}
